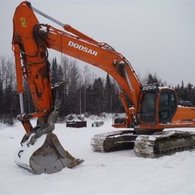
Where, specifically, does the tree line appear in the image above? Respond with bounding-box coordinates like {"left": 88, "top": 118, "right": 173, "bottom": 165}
{"left": 0, "top": 56, "right": 195, "bottom": 124}
{"left": 50, "top": 56, "right": 123, "bottom": 117}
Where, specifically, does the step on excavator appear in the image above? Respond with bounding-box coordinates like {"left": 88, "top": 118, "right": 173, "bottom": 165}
{"left": 12, "top": 1, "right": 195, "bottom": 174}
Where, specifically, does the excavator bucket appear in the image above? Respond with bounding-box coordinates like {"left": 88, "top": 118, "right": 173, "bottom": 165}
{"left": 15, "top": 133, "right": 83, "bottom": 174}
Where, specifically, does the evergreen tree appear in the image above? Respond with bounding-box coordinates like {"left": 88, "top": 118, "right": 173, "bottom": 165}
{"left": 57, "top": 65, "right": 63, "bottom": 82}
{"left": 105, "top": 74, "right": 112, "bottom": 112}
{"left": 51, "top": 58, "right": 58, "bottom": 84}
{"left": 142, "top": 73, "right": 165, "bottom": 86}
{"left": 147, "top": 73, "right": 159, "bottom": 84}
{"left": 92, "top": 78, "right": 105, "bottom": 114}
{"left": 175, "top": 82, "right": 195, "bottom": 106}
{"left": 85, "top": 85, "right": 94, "bottom": 114}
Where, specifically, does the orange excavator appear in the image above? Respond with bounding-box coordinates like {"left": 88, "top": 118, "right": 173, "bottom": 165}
{"left": 12, "top": 1, "right": 195, "bottom": 174}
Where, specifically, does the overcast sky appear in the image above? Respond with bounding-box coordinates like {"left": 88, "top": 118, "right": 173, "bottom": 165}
{"left": 1, "top": 0, "right": 195, "bottom": 86}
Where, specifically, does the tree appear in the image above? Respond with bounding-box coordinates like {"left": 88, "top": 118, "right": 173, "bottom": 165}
{"left": 51, "top": 56, "right": 82, "bottom": 116}
{"left": 142, "top": 73, "right": 165, "bottom": 86}
{"left": 105, "top": 74, "right": 112, "bottom": 112}
{"left": 175, "top": 81, "right": 195, "bottom": 106}
{"left": 0, "top": 56, "right": 18, "bottom": 124}
{"left": 82, "top": 65, "right": 92, "bottom": 114}
{"left": 92, "top": 78, "right": 105, "bottom": 114}
{"left": 51, "top": 58, "right": 58, "bottom": 84}
{"left": 147, "top": 73, "right": 159, "bottom": 84}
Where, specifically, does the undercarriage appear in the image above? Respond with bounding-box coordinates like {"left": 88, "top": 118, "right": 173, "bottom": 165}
{"left": 91, "top": 129, "right": 195, "bottom": 158}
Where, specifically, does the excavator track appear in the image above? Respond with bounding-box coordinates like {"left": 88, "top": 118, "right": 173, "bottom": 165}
{"left": 91, "top": 130, "right": 137, "bottom": 152}
{"left": 134, "top": 130, "right": 195, "bottom": 158}
{"left": 91, "top": 130, "right": 195, "bottom": 158}
{"left": 15, "top": 133, "right": 83, "bottom": 174}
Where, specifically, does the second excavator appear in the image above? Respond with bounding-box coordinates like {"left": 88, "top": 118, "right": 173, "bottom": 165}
{"left": 12, "top": 2, "right": 195, "bottom": 174}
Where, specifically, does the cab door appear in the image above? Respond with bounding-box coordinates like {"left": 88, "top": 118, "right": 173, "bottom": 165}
{"left": 159, "top": 89, "right": 177, "bottom": 123}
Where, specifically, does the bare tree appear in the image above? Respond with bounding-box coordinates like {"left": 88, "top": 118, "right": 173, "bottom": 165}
{"left": 0, "top": 56, "right": 15, "bottom": 89}
{"left": 0, "top": 56, "right": 18, "bottom": 123}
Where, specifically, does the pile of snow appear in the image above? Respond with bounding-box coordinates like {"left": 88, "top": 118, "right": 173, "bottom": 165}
{"left": 64, "top": 114, "right": 85, "bottom": 122}
{"left": 0, "top": 116, "right": 195, "bottom": 195}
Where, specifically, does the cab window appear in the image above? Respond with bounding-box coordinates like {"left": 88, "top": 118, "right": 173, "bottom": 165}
{"left": 159, "top": 91, "right": 177, "bottom": 123}
{"left": 140, "top": 92, "right": 156, "bottom": 123}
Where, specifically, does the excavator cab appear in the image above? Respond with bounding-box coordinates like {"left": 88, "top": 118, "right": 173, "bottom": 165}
{"left": 139, "top": 85, "right": 177, "bottom": 124}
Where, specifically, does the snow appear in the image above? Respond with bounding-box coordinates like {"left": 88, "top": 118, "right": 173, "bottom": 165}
{"left": 0, "top": 116, "right": 195, "bottom": 195}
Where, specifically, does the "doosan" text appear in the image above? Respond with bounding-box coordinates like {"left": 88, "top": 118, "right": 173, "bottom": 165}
{"left": 68, "top": 41, "right": 98, "bottom": 56}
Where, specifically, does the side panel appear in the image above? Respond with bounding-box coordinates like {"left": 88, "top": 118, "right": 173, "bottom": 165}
{"left": 172, "top": 106, "right": 195, "bottom": 123}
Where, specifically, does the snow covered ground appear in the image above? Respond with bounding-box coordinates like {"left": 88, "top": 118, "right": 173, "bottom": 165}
{"left": 0, "top": 116, "right": 195, "bottom": 195}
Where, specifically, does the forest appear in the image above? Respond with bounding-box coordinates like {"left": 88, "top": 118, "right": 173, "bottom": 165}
{"left": 0, "top": 55, "right": 195, "bottom": 125}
